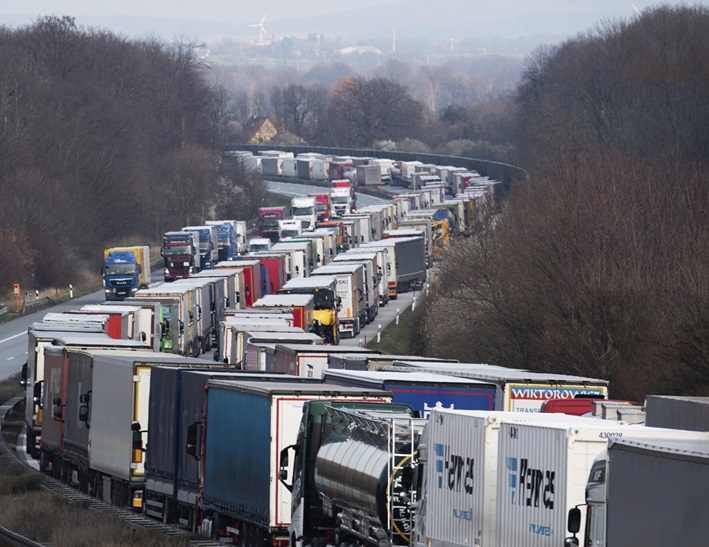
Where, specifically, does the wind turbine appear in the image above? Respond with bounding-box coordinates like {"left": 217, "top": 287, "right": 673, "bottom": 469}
{"left": 249, "top": 14, "right": 268, "bottom": 43}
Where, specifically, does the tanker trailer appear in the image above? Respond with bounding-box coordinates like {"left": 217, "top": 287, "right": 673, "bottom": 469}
{"left": 280, "top": 402, "right": 424, "bottom": 547}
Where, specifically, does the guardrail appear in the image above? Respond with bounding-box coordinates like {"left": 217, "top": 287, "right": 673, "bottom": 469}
{"left": 0, "top": 304, "right": 7, "bottom": 317}
{"left": 225, "top": 144, "right": 529, "bottom": 195}
{"left": 23, "top": 297, "right": 55, "bottom": 314}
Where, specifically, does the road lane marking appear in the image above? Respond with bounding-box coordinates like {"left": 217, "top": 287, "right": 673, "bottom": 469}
{"left": 0, "top": 332, "right": 25, "bottom": 345}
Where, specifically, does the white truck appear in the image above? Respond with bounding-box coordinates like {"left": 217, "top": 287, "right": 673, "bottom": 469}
{"left": 494, "top": 420, "right": 709, "bottom": 547}
{"left": 566, "top": 436, "right": 709, "bottom": 547}
{"left": 330, "top": 187, "right": 353, "bottom": 218}
{"left": 291, "top": 196, "right": 317, "bottom": 230}
{"left": 278, "top": 219, "right": 302, "bottom": 239}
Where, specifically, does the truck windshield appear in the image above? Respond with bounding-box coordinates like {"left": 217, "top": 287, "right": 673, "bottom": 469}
{"left": 281, "top": 230, "right": 300, "bottom": 238}
{"left": 316, "top": 203, "right": 328, "bottom": 212}
{"left": 105, "top": 264, "right": 137, "bottom": 276}
{"left": 249, "top": 243, "right": 270, "bottom": 252}
{"left": 259, "top": 220, "right": 280, "bottom": 230}
{"left": 292, "top": 207, "right": 314, "bottom": 216}
{"left": 331, "top": 195, "right": 349, "bottom": 204}
{"left": 199, "top": 242, "right": 210, "bottom": 251}
{"left": 165, "top": 244, "right": 190, "bottom": 255}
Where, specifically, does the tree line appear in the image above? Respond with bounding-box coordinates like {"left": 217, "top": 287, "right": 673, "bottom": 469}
{"left": 0, "top": 16, "right": 265, "bottom": 292}
{"left": 423, "top": 5, "right": 709, "bottom": 399}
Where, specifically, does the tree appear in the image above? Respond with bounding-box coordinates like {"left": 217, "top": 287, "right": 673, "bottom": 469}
{"left": 327, "top": 76, "right": 423, "bottom": 147}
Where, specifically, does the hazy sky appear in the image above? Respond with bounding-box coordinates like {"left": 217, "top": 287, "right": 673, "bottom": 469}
{"left": 0, "top": 1, "right": 401, "bottom": 24}
{"left": 0, "top": 1, "right": 704, "bottom": 43}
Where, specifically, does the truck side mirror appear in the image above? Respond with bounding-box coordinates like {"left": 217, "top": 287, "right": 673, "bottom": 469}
{"left": 279, "top": 445, "right": 294, "bottom": 491}
{"left": 53, "top": 397, "right": 64, "bottom": 421}
{"left": 79, "top": 404, "right": 90, "bottom": 422}
{"left": 33, "top": 381, "right": 43, "bottom": 406}
{"left": 564, "top": 506, "right": 582, "bottom": 546}
{"left": 567, "top": 507, "right": 581, "bottom": 534}
{"left": 137, "top": 264, "right": 142, "bottom": 274}
{"left": 20, "top": 363, "right": 27, "bottom": 388}
{"left": 79, "top": 392, "right": 91, "bottom": 422}
{"left": 130, "top": 421, "right": 144, "bottom": 453}
{"left": 186, "top": 421, "right": 203, "bottom": 460}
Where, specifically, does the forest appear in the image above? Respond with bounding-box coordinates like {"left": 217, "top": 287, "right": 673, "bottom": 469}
{"left": 423, "top": 5, "right": 709, "bottom": 398}
{"left": 0, "top": 6, "right": 707, "bottom": 398}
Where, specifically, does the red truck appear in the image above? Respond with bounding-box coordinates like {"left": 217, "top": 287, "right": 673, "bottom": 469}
{"left": 308, "top": 193, "right": 332, "bottom": 222}
{"left": 258, "top": 206, "right": 287, "bottom": 243}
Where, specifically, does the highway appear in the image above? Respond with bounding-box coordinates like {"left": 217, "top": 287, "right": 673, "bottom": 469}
{"left": 0, "top": 181, "right": 414, "bottom": 382}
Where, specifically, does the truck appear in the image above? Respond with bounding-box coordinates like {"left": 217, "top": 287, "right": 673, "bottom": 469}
{"left": 193, "top": 381, "right": 394, "bottom": 544}
{"left": 102, "top": 246, "right": 151, "bottom": 300}
{"left": 332, "top": 179, "right": 357, "bottom": 211}
{"left": 144, "top": 368, "right": 320, "bottom": 528}
{"left": 22, "top": 327, "right": 147, "bottom": 459}
{"left": 182, "top": 225, "right": 218, "bottom": 270}
{"left": 270, "top": 344, "right": 376, "bottom": 378}
{"left": 279, "top": 402, "right": 421, "bottom": 547}
{"left": 291, "top": 196, "right": 317, "bottom": 231}
{"left": 278, "top": 219, "right": 302, "bottom": 239}
{"left": 252, "top": 294, "right": 315, "bottom": 332}
{"left": 134, "top": 284, "right": 202, "bottom": 356}
{"left": 565, "top": 437, "right": 709, "bottom": 547}
{"left": 205, "top": 220, "right": 247, "bottom": 259}
{"left": 308, "top": 193, "right": 331, "bottom": 222}
{"left": 171, "top": 276, "right": 225, "bottom": 353}
{"left": 366, "top": 236, "right": 426, "bottom": 294}
{"left": 278, "top": 276, "right": 341, "bottom": 344}
{"left": 332, "top": 251, "right": 380, "bottom": 321}
{"left": 258, "top": 206, "right": 287, "bottom": 243}
{"left": 389, "top": 361, "right": 610, "bottom": 411}
{"left": 322, "top": 370, "right": 498, "bottom": 417}
{"left": 272, "top": 241, "right": 312, "bottom": 278}
{"left": 162, "top": 231, "right": 200, "bottom": 281}
{"left": 41, "top": 348, "right": 210, "bottom": 509}
{"left": 311, "top": 263, "right": 367, "bottom": 338}
{"left": 215, "top": 259, "right": 263, "bottom": 308}
{"left": 341, "top": 246, "right": 390, "bottom": 306}
{"left": 356, "top": 164, "right": 382, "bottom": 186}
{"left": 492, "top": 420, "right": 709, "bottom": 547}
{"left": 330, "top": 186, "right": 353, "bottom": 218}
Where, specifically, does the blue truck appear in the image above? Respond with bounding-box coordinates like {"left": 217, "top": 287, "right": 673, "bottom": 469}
{"left": 206, "top": 220, "right": 247, "bottom": 260}
{"left": 321, "top": 369, "right": 498, "bottom": 417}
{"left": 183, "top": 225, "right": 219, "bottom": 270}
{"left": 102, "top": 246, "right": 151, "bottom": 301}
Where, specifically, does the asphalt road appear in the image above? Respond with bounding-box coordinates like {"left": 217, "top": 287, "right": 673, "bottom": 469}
{"left": 0, "top": 290, "right": 108, "bottom": 382}
{"left": 0, "top": 182, "right": 415, "bottom": 381}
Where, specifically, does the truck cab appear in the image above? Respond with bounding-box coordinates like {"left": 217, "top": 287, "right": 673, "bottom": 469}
{"left": 162, "top": 231, "right": 200, "bottom": 281}
{"left": 291, "top": 196, "right": 317, "bottom": 231}
{"left": 308, "top": 193, "right": 331, "bottom": 222}
{"left": 258, "top": 206, "right": 287, "bottom": 243}
{"left": 247, "top": 238, "right": 272, "bottom": 254}
{"left": 103, "top": 249, "right": 142, "bottom": 301}
{"left": 279, "top": 219, "right": 302, "bottom": 239}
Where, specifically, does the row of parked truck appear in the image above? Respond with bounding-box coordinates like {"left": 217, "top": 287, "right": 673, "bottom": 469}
{"left": 24, "top": 148, "right": 707, "bottom": 547}
{"left": 21, "top": 309, "right": 709, "bottom": 547}
{"left": 232, "top": 149, "right": 502, "bottom": 200}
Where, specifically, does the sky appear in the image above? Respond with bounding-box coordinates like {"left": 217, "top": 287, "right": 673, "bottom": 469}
{"left": 0, "top": 1, "right": 704, "bottom": 44}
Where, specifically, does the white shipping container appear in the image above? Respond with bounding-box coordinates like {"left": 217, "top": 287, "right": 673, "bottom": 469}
{"left": 423, "top": 410, "right": 601, "bottom": 547}
{"left": 495, "top": 421, "right": 709, "bottom": 547}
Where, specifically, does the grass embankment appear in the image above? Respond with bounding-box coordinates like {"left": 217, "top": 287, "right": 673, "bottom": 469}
{"left": 0, "top": 375, "right": 195, "bottom": 547}
{"left": 366, "top": 300, "right": 427, "bottom": 355}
